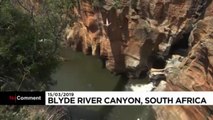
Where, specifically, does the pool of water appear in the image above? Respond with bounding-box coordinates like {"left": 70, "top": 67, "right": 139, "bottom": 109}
{"left": 51, "top": 48, "right": 155, "bottom": 120}
{"left": 51, "top": 48, "right": 121, "bottom": 91}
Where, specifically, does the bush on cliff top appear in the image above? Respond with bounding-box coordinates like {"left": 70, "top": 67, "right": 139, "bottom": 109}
{"left": 0, "top": 0, "right": 59, "bottom": 91}
{"left": 0, "top": 0, "right": 76, "bottom": 119}
{"left": 0, "top": 0, "right": 76, "bottom": 91}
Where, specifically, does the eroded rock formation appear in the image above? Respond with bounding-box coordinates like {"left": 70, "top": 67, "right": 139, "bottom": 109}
{"left": 154, "top": 16, "right": 213, "bottom": 120}
{"left": 65, "top": 0, "right": 213, "bottom": 119}
{"left": 65, "top": 0, "right": 209, "bottom": 75}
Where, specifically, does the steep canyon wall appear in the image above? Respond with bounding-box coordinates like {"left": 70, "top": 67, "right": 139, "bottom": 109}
{"left": 65, "top": 0, "right": 213, "bottom": 119}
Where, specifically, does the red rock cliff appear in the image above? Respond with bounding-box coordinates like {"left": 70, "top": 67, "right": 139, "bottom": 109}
{"left": 65, "top": 0, "right": 213, "bottom": 119}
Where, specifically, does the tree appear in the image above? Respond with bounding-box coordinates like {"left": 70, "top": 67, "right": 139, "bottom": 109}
{"left": 0, "top": 0, "right": 76, "bottom": 119}
{"left": 0, "top": 0, "right": 76, "bottom": 91}
{"left": 0, "top": 0, "right": 55, "bottom": 91}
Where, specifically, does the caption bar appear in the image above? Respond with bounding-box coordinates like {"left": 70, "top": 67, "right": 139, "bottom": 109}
{"left": 46, "top": 91, "right": 213, "bottom": 106}
{"left": 0, "top": 91, "right": 212, "bottom": 105}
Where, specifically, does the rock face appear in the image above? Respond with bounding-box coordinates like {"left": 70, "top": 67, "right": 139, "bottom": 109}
{"left": 154, "top": 16, "right": 213, "bottom": 120}
{"left": 65, "top": 0, "right": 209, "bottom": 75}
{"left": 65, "top": 0, "right": 213, "bottom": 119}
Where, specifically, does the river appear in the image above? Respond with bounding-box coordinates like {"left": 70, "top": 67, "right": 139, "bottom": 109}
{"left": 51, "top": 48, "right": 155, "bottom": 120}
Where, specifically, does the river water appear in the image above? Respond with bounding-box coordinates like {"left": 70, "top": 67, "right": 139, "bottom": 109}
{"left": 51, "top": 48, "right": 155, "bottom": 120}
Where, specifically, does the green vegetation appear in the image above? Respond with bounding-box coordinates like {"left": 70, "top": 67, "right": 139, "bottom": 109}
{"left": 0, "top": 106, "right": 28, "bottom": 120}
{"left": 113, "top": 0, "right": 122, "bottom": 8}
{"left": 0, "top": 0, "right": 76, "bottom": 119}
{"left": 92, "top": 0, "right": 104, "bottom": 7}
{"left": 92, "top": 0, "right": 122, "bottom": 8}
{"left": 0, "top": 1, "right": 56, "bottom": 91}
{"left": 0, "top": 0, "right": 75, "bottom": 91}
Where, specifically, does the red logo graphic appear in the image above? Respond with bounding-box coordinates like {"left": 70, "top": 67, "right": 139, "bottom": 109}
{"left": 9, "top": 95, "right": 16, "bottom": 101}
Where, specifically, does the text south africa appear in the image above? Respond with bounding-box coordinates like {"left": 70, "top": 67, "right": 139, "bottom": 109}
{"left": 48, "top": 97, "right": 207, "bottom": 105}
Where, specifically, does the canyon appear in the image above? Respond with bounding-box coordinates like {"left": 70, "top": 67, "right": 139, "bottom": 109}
{"left": 65, "top": 0, "right": 213, "bottom": 120}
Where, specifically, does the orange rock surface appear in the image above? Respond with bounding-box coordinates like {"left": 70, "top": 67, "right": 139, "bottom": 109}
{"left": 65, "top": 0, "right": 213, "bottom": 119}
